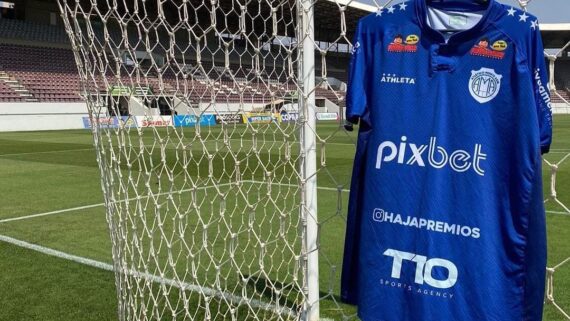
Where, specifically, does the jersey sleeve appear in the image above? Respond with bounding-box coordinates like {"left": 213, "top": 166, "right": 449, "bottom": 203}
{"left": 528, "top": 22, "right": 552, "bottom": 154}
{"left": 345, "top": 20, "right": 368, "bottom": 124}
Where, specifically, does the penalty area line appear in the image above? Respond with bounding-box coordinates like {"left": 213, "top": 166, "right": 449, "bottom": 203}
{"left": 0, "top": 203, "right": 104, "bottom": 224}
{"left": 0, "top": 233, "right": 296, "bottom": 317}
{"left": 0, "top": 182, "right": 234, "bottom": 224}
{"left": 242, "top": 180, "right": 351, "bottom": 192}
{"left": 546, "top": 210, "right": 570, "bottom": 215}
{"left": 0, "top": 148, "right": 94, "bottom": 157}
{"left": 0, "top": 181, "right": 347, "bottom": 225}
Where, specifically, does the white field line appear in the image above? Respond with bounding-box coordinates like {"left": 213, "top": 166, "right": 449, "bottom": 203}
{"left": 235, "top": 138, "right": 355, "bottom": 147}
{"left": 6, "top": 140, "right": 568, "bottom": 155}
{"left": 0, "top": 234, "right": 295, "bottom": 317}
{"left": 242, "top": 180, "right": 350, "bottom": 192}
{"left": 0, "top": 138, "right": 356, "bottom": 159}
{"left": 0, "top": 148, "right": 94, "bottom": 157}
{"left": 1, "top": 178, "right": 566, "bottom": 225}
{"left": 0, "top": 182, "right": 233, "bottom": 224}
{"left": 0, "top": 181, "right": 349, "bottom": 224}
{"left": 0, "top": 203, "right": 104, "bottom": 224}
{"left": 3, "top": 143, "right": 567, "bottom": 155}
{"left": 244, "top": 181, "right": 570, "bottom": 216}
{"left": 117, "top": 138, "right": 356, "bottom": 148}
{"left": 546, "top": 210, "right": 570, "bottom": 215}
{"left": 4, "top": 141, "right": 567, "bottom": 156}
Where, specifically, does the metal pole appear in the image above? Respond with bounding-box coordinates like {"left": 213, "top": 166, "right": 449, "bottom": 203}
{"left": 548, "top": 55, "right": 556, "bottom": 91}
{"left": 299, "top": 0, "right": 319, "bottom": 319}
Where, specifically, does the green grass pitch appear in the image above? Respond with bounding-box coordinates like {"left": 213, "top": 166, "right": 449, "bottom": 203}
{"left": 0, "top": 116, "right": 569, "bottom": 321}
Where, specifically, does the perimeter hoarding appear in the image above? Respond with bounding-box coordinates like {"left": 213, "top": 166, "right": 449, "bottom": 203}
{"left": 82, "top": 116, "right": 138, "bottom": 129}
{"left": 216, "top": 113, "right": 244, "bottom": 124}
{"left": 279, "top": 112, "right": 299, "bottom": 123}
{"left": 174, "top": 114, "right": 216, "bottom": 127}
{"left": 242, "top": 113, "right": 277, "bottom": 124}
{"left": 84, "top": 115, "right": 217, "bottom": 129}
{"left": 316, "top": 112, "right": 339, "bottom": 121}
{"left": 137, "top": 116, "right": 173, "bottom": 127}
{"left": 82, "top": 116, "right": 117, "bottom": 129}
{"left": 118, "top": 116, "right": 138, "bottom": 128}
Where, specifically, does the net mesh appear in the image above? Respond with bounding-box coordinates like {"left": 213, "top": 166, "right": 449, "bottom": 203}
{"left": 58, "top": 0, "right": 309, "bottom": 320}
{"left": 56, "top": 0, "right": 570, "bottom": 320}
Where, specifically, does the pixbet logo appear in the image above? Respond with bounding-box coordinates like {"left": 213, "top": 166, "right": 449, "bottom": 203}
{"left": 375, "top": 136, "right": 487, "bottom": 176}
{"left": 384, "top": 249, "right": 458, "bottom": 289}
{"left": 182, "top": 116, "right": 198, "bottom": 126}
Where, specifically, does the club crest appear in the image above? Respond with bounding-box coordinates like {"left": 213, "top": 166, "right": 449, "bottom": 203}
{"left": 469, "top": 68, "right": 502, "bottom": 104}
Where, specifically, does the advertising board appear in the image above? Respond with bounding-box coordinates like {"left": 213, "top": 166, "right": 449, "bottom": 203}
{"left": 215, "top": 113, "right": 244, "bottom": 124}
{"left": 279, "top": 112, "right": 299, "bottom": 123}
{"left": 174, "top": 114, "right": 216, "bottom": 127}
{"left": 243, "top": 112, "right": 277, "bottom": 124}
{"left": 316, "top": 112, "right": 338, "bottom": 121}
{"left": 136, "top": 116, "right": 174, "bottom": 127}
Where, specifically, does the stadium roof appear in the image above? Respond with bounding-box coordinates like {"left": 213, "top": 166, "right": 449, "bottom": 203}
{"left": 540, "top": 24, "right": 570, "bottom": 49}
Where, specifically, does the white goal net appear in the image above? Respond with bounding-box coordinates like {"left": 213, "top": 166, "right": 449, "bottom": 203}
{"left": 57, "top": 0, "right": 570, "bottom": 320}
{"left": 58, "top": 0, "right": 319, "bottom": 320}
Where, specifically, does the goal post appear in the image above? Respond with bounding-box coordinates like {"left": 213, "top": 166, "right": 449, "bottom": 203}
{"left": 299, "top": 0, "right": 319, "bottom": 319}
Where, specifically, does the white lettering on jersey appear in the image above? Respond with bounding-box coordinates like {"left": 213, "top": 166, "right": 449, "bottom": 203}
{"left": 372, "top": 208, "right": 481, "bottom": 239}
{"left": 534, "top": 68, "right": 551, "bottom": 110}
{"left": 384, "top": 249, "right": 458, "bottom": 289}
{"left": 381, "top": 73, "right": 416, "bottom": 84}
{"left": 375, "top": 136, "right": 487, "bottom": 176}
{"left": 534, "top": 68, "right": 553, "bottom": 127}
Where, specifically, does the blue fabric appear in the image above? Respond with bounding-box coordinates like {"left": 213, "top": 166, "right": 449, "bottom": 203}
{"left": 341, "top": 1, "right": 552, "bottom": 320}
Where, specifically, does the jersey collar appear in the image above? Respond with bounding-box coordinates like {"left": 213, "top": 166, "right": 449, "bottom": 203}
{"left": 414, "top": 0, "right": 500, "bottom": 44}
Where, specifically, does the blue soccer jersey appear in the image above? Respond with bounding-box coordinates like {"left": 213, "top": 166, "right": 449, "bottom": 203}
{"left": 341, "top": 1, "right": 552, "bottom": 320}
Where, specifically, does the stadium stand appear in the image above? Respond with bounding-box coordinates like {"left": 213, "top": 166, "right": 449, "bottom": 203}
{"left": 0, "top": 38, "right": 563, "bottom": 108}
{"left": 0, "top": 77, "right": 25, "bottom": 102}
{"left": 0, "top": 15, "right": 348, "bottom": 106}
{"left": 0, "top": 18, "right": 69, "bottom": 44}
{"left": 0, "top": 17, "right": 564, "bottom": 109}
{"left": 0, "top": 40, "right": 345, "bottom": 107}
{"left": 0, "top": 44, "right": 81, "bottom": 101}
{"left": 552, "top": 90, "right": 570, "bottom": 104}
